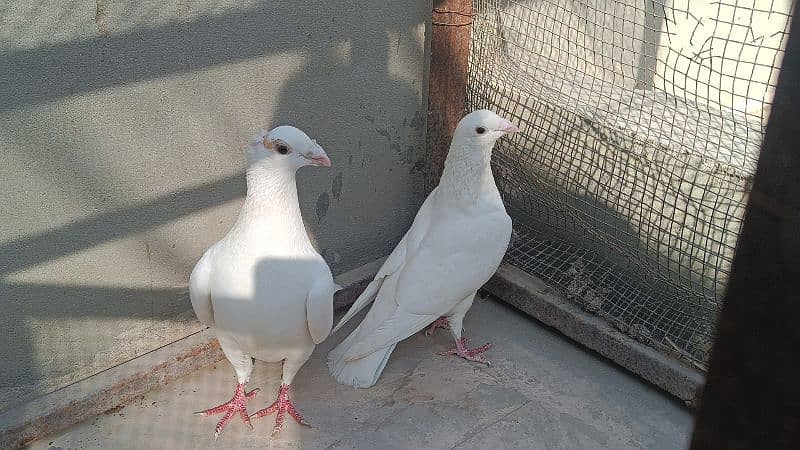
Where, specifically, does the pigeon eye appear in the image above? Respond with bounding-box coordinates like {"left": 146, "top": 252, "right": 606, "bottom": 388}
{"left": 475, "top": 127, "right": 486, "bottom": 135}
{"left": 276, "top": 145, "right": 289, "bottom": 155}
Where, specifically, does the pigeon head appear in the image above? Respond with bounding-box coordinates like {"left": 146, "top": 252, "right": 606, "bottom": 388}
{"left": 247, "top": 126, "right": 331, "bottom": 171}
{"left": 452, "top": 109, "right": 519, "bottom": 145}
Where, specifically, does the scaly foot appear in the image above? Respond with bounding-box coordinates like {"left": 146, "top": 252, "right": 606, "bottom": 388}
{"left": 439, "top": 337, "right": 492, "bottom": 366}
{"left": 425, "top": 316, "right": 450, "bottom": 336}
{"left": 251, "top": 384, "right": 309, "bottom": 436}
{"left": 194, "top": 383, "right": 259, "bottom": 439}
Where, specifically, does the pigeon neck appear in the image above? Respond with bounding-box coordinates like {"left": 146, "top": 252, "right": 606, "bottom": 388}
{"left": 245, "top": 163, "right": 299, "bottom": 199}
{"left": 240, "top": 165, "right": 311, "bottom": 249}
{"left": 439, "top": 141, "right": 496, "bottom": 200}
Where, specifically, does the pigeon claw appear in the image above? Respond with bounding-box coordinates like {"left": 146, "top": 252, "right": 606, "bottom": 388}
{"left": 251, "top": 384, "right": 309, "bottom": 437}
{"left": 194, "top": 383, "right": 259, "bottom": 440}
{"left": 439, "top": 337, "right": 492, "bottom": 366}
{"left": 425, "top": 316, "right": 450, "bottom": 337}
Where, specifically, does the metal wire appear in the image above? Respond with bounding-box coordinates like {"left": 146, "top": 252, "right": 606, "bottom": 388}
{"left": 469, "top": 0, "right": 793, "bottom": 370}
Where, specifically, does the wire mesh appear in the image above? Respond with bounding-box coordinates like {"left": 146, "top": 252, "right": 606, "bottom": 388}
{"left": 468, "top": 0, "right": 793, "bottom": 369}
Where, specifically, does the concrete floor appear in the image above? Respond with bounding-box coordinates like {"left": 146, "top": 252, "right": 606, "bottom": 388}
{"left": 31, "top": 297, "right": 693, "bottom": 449}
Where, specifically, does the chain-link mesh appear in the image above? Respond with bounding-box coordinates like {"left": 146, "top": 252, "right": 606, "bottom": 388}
{"left": 468, "top": 0, "right": 793, "bottom": 370}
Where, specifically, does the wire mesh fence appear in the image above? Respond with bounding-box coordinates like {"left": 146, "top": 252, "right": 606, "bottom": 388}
{"left": 468, "top": 0, "right": 793, "bottom": 370}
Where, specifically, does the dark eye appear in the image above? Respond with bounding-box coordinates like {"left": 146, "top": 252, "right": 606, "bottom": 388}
{"left": 476, "top": 127, "right": 486, "bottom": 135}
{"left": 276, "top": 145, "right": 289, "bottom": 155}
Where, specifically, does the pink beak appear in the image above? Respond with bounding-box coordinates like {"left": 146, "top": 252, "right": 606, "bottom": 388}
{"left": 498, "top": 119, "right": 520, "bottom": 134}
{"left": 305, "top": 140, "right": 332, "bottom": 167}
{"left": 307, "top": 145, "right": 332, "bottom": 167}
{"left": 310, "top": 154, "right": 332, "bottom": 167}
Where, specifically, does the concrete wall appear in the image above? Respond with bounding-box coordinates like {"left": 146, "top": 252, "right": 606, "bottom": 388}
{"left": 0, "top": 0, "right": 430, "bottom": 411}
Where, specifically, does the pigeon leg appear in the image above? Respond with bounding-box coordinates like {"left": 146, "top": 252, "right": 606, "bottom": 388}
{"left": 439, "top": 337, "right": 493, "bottom": 365}
{"left": 425, "top": 316, "right": 450, "bottom": 336}
{"left": 437, "top": 300, "right": 492, "bottom": 365}
{"left": 251, "top": 357, "right": 310, "bottom": 436}
{"left": 251, "top": 384, "right": 309, "bottom": 436}
{"left": 194, "top": 383, "right": 259, "bottom": 439}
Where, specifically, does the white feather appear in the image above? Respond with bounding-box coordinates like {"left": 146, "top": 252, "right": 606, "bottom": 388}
{"left": 189, "top": 250, "right": 215, "bottom": 327}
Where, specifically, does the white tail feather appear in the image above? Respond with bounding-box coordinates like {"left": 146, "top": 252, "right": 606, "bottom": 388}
{"left": 327, "top": 330, "right": 396, "bottom": 388}
{"left": 331, "top": 277, "right": 383, "bottom": 334}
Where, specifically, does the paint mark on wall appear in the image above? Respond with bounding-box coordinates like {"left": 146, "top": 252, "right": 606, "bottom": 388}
{"left": 95, "top": 1, "right": 110, "bottom": 35}
{"left": 411, "top": 157, "right": 424, "bottom": 174}
{"left": 332, "top": 173, "right": 343, "bottom": 201}
{"left": 364, "top": 107, "right": 424, "bottom": 165}
{"left": 358, "top": 140, "right": 366, "bottom": 168}
{"left": 403, "top": 145, "right": 416, "bottom": 163}
{"left": 316, "top": 192, "right": 330, "bottom": 223}
{"left": 410, "top": 111, "right": 424, "bottom": 130}
{"left": 176, "top": 0, "right": 192, "bottom": 21}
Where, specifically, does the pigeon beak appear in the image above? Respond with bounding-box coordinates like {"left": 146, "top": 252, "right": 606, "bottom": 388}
{"left": 307, "top": 146, "right": 332, "bottom": 167}
{"left": 310, "top": 154, "right": 332, "bottom": 167}
{"left": 497, "top": 119, "right": 520, "bottom": 134}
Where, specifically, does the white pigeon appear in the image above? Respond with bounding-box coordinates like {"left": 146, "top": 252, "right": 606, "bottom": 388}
{"left": 327, "top": 109, "right": 517, "bottom": 388}
{"left": 190, "top": 126, "right": 337, "bottom": 438}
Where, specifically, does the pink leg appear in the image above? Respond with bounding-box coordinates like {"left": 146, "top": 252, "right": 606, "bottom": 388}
{"left": 251, "top": 384, "right": 309, "bottom": 436}
{"left": 425, "top": 316, "right": 450, "bottom": 336}
{"left": 195, "top": 383, "right": 259, "bottom": 439}
{"left": 439, "top": 337, "right": 492, "bottom": 366}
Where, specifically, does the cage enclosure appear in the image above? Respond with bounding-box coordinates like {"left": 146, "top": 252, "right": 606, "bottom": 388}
{"left": 458, "top": 0, "right": 793, "bottom": 399}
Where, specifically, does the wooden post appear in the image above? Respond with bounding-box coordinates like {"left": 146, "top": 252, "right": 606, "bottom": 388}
{"left": 423, "top": 0, "right": 474, "bottom": 194}
{"left": 690, "top": 10, "right": 800, "bottom": 449}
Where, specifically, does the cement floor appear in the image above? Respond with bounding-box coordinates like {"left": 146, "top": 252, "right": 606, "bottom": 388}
{"left": 31, "top": 296, "right": 693, "bottom": 449}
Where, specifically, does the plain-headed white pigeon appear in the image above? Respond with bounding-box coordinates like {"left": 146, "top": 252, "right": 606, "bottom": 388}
{"left": 327, "top": 109, "right": 517, "bottom": 388}
{"left": 190, "top": 126, "right": 336, "bottom": 437}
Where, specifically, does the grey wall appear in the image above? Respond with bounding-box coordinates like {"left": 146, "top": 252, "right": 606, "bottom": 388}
{"left": 0, "top": 0, "right": 430, "bottom": 411}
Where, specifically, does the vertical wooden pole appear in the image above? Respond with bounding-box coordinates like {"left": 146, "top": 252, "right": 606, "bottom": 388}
{"left": 690, "top": 10, "right": 800, "bottom": 450}
{"left": 423, "top": 0, "right": 474, "bottom": 194}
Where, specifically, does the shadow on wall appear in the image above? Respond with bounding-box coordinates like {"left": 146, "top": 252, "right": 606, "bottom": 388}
{"left": 270, "top": 13, "right": 427, "bottom": 266}
{"left": 0, "top": 1, "right": 427, "bottom": 412}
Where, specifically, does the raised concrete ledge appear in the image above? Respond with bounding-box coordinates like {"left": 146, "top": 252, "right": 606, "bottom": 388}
{"left": 332, "top": 257, "right": 385, "bottom": 310}
{"left": 0, "top": 258, "right": 383, "bottom": 449}
{"left": 483, "top": 263, "right": 705, "bottom": 406}
{"left": 0, "top": 330, "right": 224, "bottom": 449}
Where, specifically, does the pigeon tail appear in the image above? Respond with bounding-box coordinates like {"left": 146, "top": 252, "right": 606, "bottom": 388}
{"left": 327, "top": 329, "right": 395, "bottom": 388}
